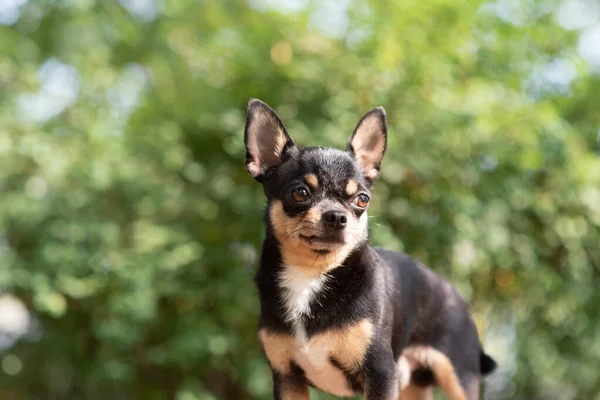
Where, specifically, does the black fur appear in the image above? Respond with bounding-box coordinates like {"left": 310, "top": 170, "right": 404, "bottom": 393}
{"left": 480, "top": 353, "right": 498, "bottom": 375}
{"left": 245, "top": 99, "right": 496, "bottom": 399}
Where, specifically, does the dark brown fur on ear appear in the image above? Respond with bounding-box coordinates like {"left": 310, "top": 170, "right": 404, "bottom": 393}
{"left": 346, "top": 107, "right": 387, "bottom": 183}
{"left": 244, "top": 99, "right": 297, "bottom": 180}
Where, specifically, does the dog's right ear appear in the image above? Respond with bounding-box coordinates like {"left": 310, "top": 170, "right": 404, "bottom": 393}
{"left": 244, "top": 99, "right": 297, "bottom": 181}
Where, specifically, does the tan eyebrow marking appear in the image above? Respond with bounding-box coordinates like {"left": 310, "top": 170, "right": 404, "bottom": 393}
{"left": 345, "top": 179, "right": 358, "bottom": 196}
{"left": 305, "top": 174, "right": 318, "bottom": 189}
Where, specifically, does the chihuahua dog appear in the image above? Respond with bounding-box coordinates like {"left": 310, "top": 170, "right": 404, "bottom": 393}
{"left": 244, "top": 99, "right": 496, "bottom": 400}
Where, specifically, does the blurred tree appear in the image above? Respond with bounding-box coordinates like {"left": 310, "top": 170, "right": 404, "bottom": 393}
{"left": 0, "top": 0, "right": 598, "bottom": 399}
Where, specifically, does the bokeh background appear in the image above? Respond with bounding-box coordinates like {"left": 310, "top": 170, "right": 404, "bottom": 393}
{"left": 1, "top": 0, "right": 599, "bottom": 399}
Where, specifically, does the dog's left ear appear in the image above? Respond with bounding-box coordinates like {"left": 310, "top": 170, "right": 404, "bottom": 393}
{"left": 244, "top": 99, "right": 297, "bottom": 181}
{"left": 346, "top": 107, "right": 387, "bottom": 183}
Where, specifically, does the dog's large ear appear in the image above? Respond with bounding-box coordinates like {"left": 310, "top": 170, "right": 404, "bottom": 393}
{"left": 346, "top": 107, "right": 387, "bottom": 183}
{"left": 244, "top": 99, "right": 297, "bottom": 180}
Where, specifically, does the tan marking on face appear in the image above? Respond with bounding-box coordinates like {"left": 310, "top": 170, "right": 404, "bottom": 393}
{"left": 269, "top": 200, "right": 368, "bottom": 275}
{"left": 258, "top": 329, "right": 295, "bottom": 374}
{"left": 402, "top": 346, "right": 467, "bottom": 400}
{"left": 345, "top": 179, "right": 358, "bottom": 197}
{"left": 303, "top": 206, "right": 321, "bottom": 225}
{"left": 310, "top": 318, "right": 373, "bottom": 371}
{"left": 305, "top": 173, "right": 318, "bottom": 189}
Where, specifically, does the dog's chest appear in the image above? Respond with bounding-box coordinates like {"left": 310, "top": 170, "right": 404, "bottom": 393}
{"left": 278, "top": 266, "right": 328, "bottom": 339}
{"left": 274, "top": 267, "right": 369, "bottom": 397}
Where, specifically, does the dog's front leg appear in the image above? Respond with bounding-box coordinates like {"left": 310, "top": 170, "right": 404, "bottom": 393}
{"left": 363, "top": 346, "right": 399, "bottom": 400}
{"left": 272, "top": 369, "right": 309, "bottom": 400}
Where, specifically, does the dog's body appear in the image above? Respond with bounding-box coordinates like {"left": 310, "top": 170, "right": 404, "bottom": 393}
{"left": 244, "top": 99, "right": 496, "bottom": 399}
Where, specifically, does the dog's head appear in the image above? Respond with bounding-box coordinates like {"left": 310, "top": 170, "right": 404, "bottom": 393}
{"left": 244, "top": 99, "right": 387, "bottom": 272}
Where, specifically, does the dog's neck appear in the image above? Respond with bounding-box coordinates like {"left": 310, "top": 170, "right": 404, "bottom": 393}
{"left": 256, "top": 233, "right": 373, "bottom": 339}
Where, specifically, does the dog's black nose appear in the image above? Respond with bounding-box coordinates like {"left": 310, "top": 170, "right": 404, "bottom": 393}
{"left": 322, "top": 210, "right": 347, "bottom": 230}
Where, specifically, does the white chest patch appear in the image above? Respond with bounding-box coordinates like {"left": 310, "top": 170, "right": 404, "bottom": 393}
{"left": 278, "top": 266, "right": 328, "bottom": 341}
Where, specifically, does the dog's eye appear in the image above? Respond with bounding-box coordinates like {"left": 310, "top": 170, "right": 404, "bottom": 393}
{"left": 291, "top": 187, "right": 310, "bottom": 203}
{"left": 354, "top": 194, "right": 370, "bottom": 208}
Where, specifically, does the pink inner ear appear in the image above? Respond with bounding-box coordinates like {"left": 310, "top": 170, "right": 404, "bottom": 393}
{"left": 351, "top": 116, "right": 385, "bottom": 178}
{"left": 246, "top": 113, "right": 288, "bottom": 176}
{"left": 352, "top": 118, "right": 383, "bottom": 151}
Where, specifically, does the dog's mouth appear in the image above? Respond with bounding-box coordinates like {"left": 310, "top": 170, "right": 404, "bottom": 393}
{"left": 299, "top": 234, "right": 345, "bottom": 247}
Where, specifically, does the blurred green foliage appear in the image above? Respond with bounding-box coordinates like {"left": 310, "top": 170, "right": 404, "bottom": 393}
{"left": 0, "top": 0, "right": 599, "bottom": 399}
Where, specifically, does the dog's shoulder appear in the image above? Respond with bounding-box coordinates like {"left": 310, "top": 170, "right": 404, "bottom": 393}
{"left": 373, "top": 247, "right": 451, "bottom": 288}
{"left": 372, "top": 247, "right": 467, "bottom": 314}
{"left": 372, "top": 247, "right": 432, "bottom": 285}
{"left": 373, "top": 247, "right": 418, "bottom": 268}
